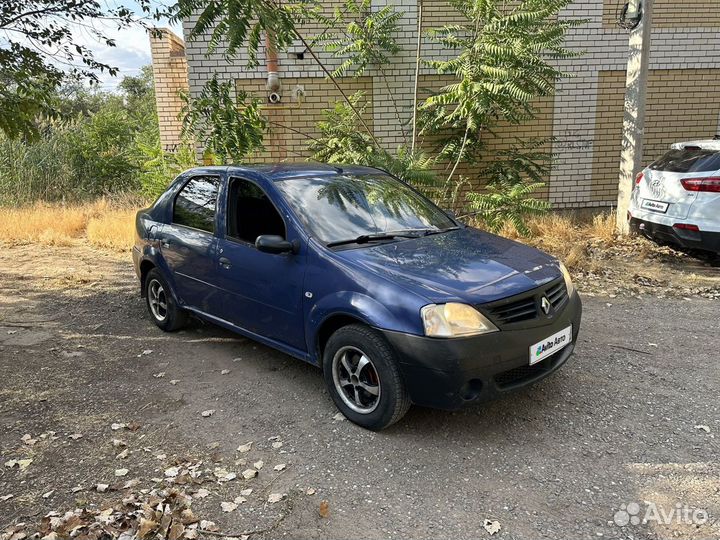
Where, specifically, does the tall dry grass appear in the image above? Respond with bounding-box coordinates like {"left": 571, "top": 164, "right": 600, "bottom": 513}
{"left": 498, "top": 211, "right": 618, "bottom": 270}
{"left": 1, "top": 201, "right": 620, "bottom": 262}
{"left": 0, "top": 198, "right": 143, "bottom": 251}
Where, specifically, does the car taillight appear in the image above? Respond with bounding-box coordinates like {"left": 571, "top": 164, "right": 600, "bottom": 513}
{"left": 680, "top": 177, "right": 720, "bottom": 192}
{"left": 635, "top": 172, "right": 644, "bottom": 185}
{"left": 673, "top": 223, "right": 700, "bottom": 232}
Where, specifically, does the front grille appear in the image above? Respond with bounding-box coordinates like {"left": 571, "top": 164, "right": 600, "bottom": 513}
{"left": 488, "top": 296, "right": 538, "bottom": 325}
{"left": 482, "top": 278, "right": 569, "bottom": 328}
{"left": 546, "top": 281, "right": 568, "bottom": 309}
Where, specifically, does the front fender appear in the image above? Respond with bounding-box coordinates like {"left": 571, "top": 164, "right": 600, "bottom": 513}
{"left": 306, "top": 291, "right": 423, "bottom": 362}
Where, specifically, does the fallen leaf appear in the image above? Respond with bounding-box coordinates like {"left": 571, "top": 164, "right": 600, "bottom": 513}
{"left": 233, "top": 496, "right": 247, "bottom": 504}
{"left": 271, "top": 441, "right": 283, "bottom": 449}
{"left": 483, "top": 519, "right": 501, "bottom": 535}
{"left": 165, "top": 467, "right": 180, "bottom": 478}
{"left": 273, "top": 464, "right": 286, "bottom": 472}
{"left": 141, "top": 349, "right": 153, "bottom": 356}
{"left": 306, "top": 488, "right": 316, "bottom": 496}
{"left": 194, "top": 489, "right": 209, "bottom": 499}
{"left": 695, "top": 425, "right": 711, "bottom": 433}
{"left": 220, "top": 501, "right": 237, "bottom": 513}
{"left": 122, "top": 479, "right": 139, "bottom": 489}
{"left": 253, "top": 460, "right": 264, "bottom": 470}
{"left": 68, "top": 433, "right": 83, "bottom": 440}
{"left": 138, "top": 518, "right": 158, "bottom": 538}
{"left": 116, "top": 449, "right": 129, "bottom": 460}
{"left": 240, "top": 488, "right": 252, "bottom": 496}
{"left": 0, "top": 494, "right": 13, "bottom": 501}
{"left": 111, "top": 423, "right": 126, "bottom": 431}
{"left": 180, "top": 508, "right": 198, "bottom": 525}
{"left": 169, "top": 380, "right": 180, "bottom": 385}
{"left": 220, "top": 369, "right": 230, "bottom": 375}
{"left": 236, "top": 442, "right": 253, "bottom": 453}
{"left": 16, "top": 459, "right": 32, "bottom": 471}
{"left": 168, "top": 523, "right": 185, "bottom": 540}
{"left": 42, "top": 490, "right": 54, "bottom": 499}
{"left": 241, "top": 469, "right": 257, "bottom": 480}
{"left": 319, "top": 500, "right": 330, "bottom": 518}
{"left": 96, "top": 483, "right": 110, "bottom": 493}
{"left": 114, "top": 468, "right": 129, "bottom": 477}
{"left": 21, "top": 434, "right": 37, "bottom": 446}
{"left": 153, "top": 372, "right": 165, "bottom": 378}
{"left": 332, "top": 412, "right": 345, "bottom": 421}
{"left": 112, "top": 439, "right": 127, "bottom": 447}
{"left": 267, "top": 493, "right": 285, "bottom": 504}
{"left": 201, "top": 410, "right": 215, "bottom": 417}
{"left": 199, "top": 521, "right": 219, "bottom": 532}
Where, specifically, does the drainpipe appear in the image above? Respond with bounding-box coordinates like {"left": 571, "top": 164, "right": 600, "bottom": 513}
{"left": 266, "top": 32, "right": 281, "bottom": 104}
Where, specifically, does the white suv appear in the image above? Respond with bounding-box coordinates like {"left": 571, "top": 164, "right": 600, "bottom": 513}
{"left": 629, "top": 140, "right": 720, "bottom": 255}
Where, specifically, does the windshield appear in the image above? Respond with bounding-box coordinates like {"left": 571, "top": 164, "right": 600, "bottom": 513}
{"left": 274, "top": 173, "right": 456, "bottom": 245}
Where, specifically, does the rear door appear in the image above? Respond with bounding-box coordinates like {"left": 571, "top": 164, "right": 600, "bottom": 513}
{"left": 160, "top": 174, "right": 223, "bottom": 314}
{"left": 637, "top": 149, "right": 720, "bottom": 219}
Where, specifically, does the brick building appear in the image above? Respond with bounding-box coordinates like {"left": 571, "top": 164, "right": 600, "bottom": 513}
{"left": 150, "top": 0, "right": 720, "bottom": 209}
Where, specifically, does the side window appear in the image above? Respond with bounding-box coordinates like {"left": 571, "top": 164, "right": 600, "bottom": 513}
{"left": 173, "top": 176, "right": 220, "bottom": 233}
{"left": 227, "top": 178, "right": 286, "bottom": 244}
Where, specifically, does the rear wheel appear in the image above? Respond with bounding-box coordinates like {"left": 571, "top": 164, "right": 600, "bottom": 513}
{"left": 323, "top": 324, "right": 410, "bottom": 431}
{"left": 145, "top": 268, "right": 188, "bottom": 332}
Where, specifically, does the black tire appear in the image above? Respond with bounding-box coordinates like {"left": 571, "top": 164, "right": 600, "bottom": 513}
{"left": 144, "top": 268, "right": 188, "bottom": 332}
{"left": 323, "top": 324, "right": 410, "bottom": 431}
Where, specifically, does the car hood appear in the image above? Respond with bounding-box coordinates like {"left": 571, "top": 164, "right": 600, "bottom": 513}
{"left": 334, "top": 227, "right": 561, "bottom": 305}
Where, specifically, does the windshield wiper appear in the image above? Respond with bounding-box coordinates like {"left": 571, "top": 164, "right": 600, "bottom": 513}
{"left": 326, "top": 231, "right": 421, "bottom": 248}
{"left": 422, "top": 226, "right": 461, "bottom": 236}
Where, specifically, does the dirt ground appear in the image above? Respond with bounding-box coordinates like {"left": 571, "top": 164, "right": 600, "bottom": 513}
{"left": 0, "top": 243, "right": 719, "bottom": 540}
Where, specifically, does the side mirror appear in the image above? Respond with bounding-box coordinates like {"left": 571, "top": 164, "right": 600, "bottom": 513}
{"left": 255, "top": 235, "right": 294, "bottom": 254}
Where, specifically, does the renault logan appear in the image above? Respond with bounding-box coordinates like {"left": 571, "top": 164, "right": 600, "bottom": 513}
{"left": 132, "top": 164, "right": 582, "bottom": 430}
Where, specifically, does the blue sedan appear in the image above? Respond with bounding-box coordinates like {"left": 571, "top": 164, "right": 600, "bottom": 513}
{"left": 132, "top": 164, "right": 582, "bottom": 430}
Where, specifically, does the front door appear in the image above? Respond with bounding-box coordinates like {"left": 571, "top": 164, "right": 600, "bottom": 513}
{"left": 214, "top": 177, "right": 306, "bottom": 351}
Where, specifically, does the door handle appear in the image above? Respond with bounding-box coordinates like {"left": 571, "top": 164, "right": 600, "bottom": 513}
{"left": 160, "top": 238, "right": 171, "bottom": 248}
{"left": 219, "top": 257, "right": 232, "bottom": 269}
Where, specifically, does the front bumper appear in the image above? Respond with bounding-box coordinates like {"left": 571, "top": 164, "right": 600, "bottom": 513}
{"left": 629, "top": 217, "right": 720, "bottom": 254}
{"left": 380, "top": 291, "right": 582, "bottom": 410}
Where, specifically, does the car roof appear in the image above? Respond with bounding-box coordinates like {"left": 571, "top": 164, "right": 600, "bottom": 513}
{"left": 194, "top": 163, "right": 385, "bottom": 180}
{"left": 670, "top": 140, "right": 720, "bottom": 151}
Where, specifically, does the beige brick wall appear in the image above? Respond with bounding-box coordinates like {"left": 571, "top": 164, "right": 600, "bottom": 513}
{"left": 236, "top": 77, "right": 375, "bottom": 163}
{"left": 150, "top": 29, "right": 189, "bottom": 152}
{"left": 603, "top": 0, "right": 720, "bottom": 28}
{"left": 592, "top": 68, "right": 720, "bottom": 202}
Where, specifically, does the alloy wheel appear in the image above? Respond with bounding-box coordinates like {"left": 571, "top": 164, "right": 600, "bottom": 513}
{"left": 148, "top": 278, "right": 168, "bottom": 322}
{"left": 332, "top": 346, "right": 381, "bottom": 414}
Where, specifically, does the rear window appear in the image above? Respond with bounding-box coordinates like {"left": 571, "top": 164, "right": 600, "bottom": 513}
{"left": 649, "top": 149, "right": 720, "bottom": 173}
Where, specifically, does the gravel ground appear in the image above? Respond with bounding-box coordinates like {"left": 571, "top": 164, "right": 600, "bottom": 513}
{"left": 0, "top": 244, "right": 718, "bottom": 540}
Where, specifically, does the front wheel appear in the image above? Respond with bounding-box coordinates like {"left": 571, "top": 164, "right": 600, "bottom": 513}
{"left": 323, "top": 324, "right": 410, "bottom": 431}
{"left": 144, "top": 268, "right": 188, "bottom": 332}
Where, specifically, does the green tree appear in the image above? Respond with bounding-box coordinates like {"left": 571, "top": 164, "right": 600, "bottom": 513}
{"left": 422, "top": 0, "right": 583, "bottom": 182}
{"left": 309, "top": 92, "right": 438, "bottom": 190}
{"left": 181, "top": 76, "right": 267, "bottom": 164}
{"left": 0, "top": 0, "right": 158, "bottom": 140}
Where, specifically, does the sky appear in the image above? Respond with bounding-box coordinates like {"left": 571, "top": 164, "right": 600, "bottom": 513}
{"left": 74, "top": 2, "right": 183, "bottom": 91}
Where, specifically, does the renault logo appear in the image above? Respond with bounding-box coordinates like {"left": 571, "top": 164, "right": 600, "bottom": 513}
{"left": 541, "top": 297, "right": 552, "bottom": 315}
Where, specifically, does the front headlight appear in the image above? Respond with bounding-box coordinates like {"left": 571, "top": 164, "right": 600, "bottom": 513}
{"left": 559, "top": 262, "right": 575, "bottom": 296}
{"left": 421, "top": 303, "right": 498, "bottom": 338}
